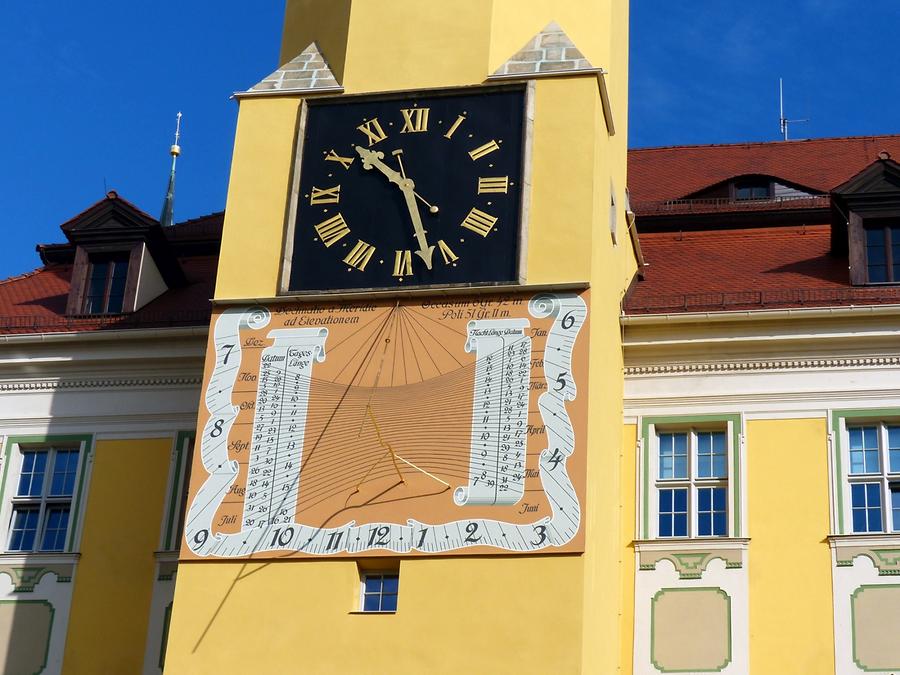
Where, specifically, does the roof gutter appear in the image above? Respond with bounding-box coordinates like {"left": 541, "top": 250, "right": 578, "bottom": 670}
{"left": 621, "top": 303, "right": 900, "bottom": 326}
{"left": 0, "top": 325, "right": 208, "bottom": 345}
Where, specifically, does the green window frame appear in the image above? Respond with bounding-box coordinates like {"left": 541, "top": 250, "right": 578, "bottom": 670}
{"left": 831, "top": 409, "right": 900, "bottom": 535}
{"left": 0, "top": 435, "right": 93, "bottom": 554}
{"left": 640, "top": 415, "right": 742, "bottom": 540}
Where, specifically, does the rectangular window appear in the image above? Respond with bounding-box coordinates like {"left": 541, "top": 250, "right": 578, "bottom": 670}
{"left": 361, "top": 573, "right": 399, "bottom": 613}
{"left": 655, "top": 429, "right": 729, "bottom": 538}
{"left": 83, "top": 255, "right": 129, "bottom": 314}
{"left": 7, "top": 447, "right": 81, "bottom": 552}
{"left": 734, "top": 180, "right": 771, "bottom": 201}
{"left": 846, "top": 422, "right": 900, "bottom": 533}
{"left": 864, "top": 221, "right": 900, "bottom": 284}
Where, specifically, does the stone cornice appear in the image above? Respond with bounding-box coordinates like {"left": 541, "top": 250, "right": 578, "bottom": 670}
{"left": 0, "top": 375, "right": 201, "bottom": 392}
{"left": 626, "top": 355, "right": 900, "bottom": 376}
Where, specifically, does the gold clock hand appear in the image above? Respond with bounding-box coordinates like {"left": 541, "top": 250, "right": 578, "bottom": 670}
{"left": 355, "top": 146, "right": 435, "bottom": 269}
{"left": 400, "top": 184, "right": 435, "bottom": 269}
{"left": 393, "top": 150, "right": 439, "bottom": 214}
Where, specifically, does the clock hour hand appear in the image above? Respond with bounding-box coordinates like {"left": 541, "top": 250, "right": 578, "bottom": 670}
{"left": 355, "top": 146, "right": 435, "bottom": 270}
{"left": 355, "top": 145, "right": 403, "bottom": 187}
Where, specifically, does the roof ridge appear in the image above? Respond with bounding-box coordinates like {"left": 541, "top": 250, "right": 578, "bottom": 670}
{"left": 0, "top": 266, "right": 51, "bottom": 287}
{"left": 629, "top": 133, "right": 900, "bottom": 153}
{"left": 174, "top": 211, "right": 224, "bottom": 227}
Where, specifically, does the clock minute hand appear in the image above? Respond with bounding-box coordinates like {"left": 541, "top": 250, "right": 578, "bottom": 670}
{"left": 355, "top": 146, "right": 435, "bottom": 270}
{"left": 399, "top": 183, "right": 435, "bottom": 270}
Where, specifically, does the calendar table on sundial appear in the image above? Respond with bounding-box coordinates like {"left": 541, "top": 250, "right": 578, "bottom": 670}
{"left": 182, "top": 291, "right": 590, "bottom": 559}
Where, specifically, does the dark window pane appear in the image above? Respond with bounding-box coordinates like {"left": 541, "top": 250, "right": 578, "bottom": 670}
{"left": 698, "top": 512, "right": 711, "bottom": 536}
{"left": 713, "top": 512, "right": 727, "bottom": 536}
{"left": 868, "top": 507, "right": 883, "bottom": 532}
{"left": 851, "top": 483, "right": 866, "bottom": 508}
{"left": 673, "top": 512, "right": 688, "bottom": 537}
{"left": 382, "top": 575, "right": 399, "bottom": 594}
{"left": 889, "top": 426, "right": 900, "bottom": 472}
{"left": 698, "top": 488, "right": 711, "bottom": 511}
{"left": 364, "top": 576, "right": 381, "bottom": 593}
{"left": 852, "top": 508, "right": 868, "bottom": 533}
{"left": 381, "top": 593, "right": 398, "bottom": 612}
{"left": 659, "top": 514, "right": 672, "bottom": 537}
{"left": 869, "top": 265, "right": 888, "bottom": 282}
{"left": 867, "top": 228, "right": 885, "bottom": 245}
{"left": 9, "top": 508, "right": 39, "bottom": 551}
{"left": 363, "top": 594, "right": 380, "bottom": 612}
{"left": 713, "top": 487, "right": 727, "bottom": 510}
{"left": 868, "top": 483, "right": 882, "bottom": 506}
{"left": 40, "top": 507, "right": 69, "bottom": 551}
{"left": 659, "top": 489, "right": 672, "bottom": 511}
{"left": 673, "top": 488, "right": 687, "bottom": 511}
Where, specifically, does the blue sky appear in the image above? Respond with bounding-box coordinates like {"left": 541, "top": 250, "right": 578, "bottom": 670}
{"left": 0, "top": 1, "right": 898, "bottom": 278}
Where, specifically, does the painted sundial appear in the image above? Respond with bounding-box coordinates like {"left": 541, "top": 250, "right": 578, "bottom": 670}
{"left": 182, "top": 291, "right": 589, "bottom": 558}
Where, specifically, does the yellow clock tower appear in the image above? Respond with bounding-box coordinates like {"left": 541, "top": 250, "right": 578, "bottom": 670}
{"left": 164, "top": 1, "right": 636, "bottom": 672}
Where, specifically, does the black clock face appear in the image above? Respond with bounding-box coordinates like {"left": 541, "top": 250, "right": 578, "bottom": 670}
{"left": 287, "top": 86, "right": 527, "bottom": 292}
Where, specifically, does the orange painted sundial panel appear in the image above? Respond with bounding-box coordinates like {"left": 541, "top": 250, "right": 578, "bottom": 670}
{"left": 182, "top": 291, "right": 589, "bottom": 558}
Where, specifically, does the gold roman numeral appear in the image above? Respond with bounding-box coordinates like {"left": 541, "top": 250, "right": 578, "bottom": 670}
{"left": 478, "top": 176, "right": 509, "bottom": 194}
{"left": 393, "top": 250, "right": 413, "bottom": 277}
{"left": 343, "top": 239, "right": 376, "bottom": 271}
{"left": 437, "top": 240, "right": 459, "bottom": 264}
{"left": 357, "top": 118, "right": 388, "bottom": 146}
{"left": 310, "top": 185, "right": 341, "bottom": 205}
{"left": 461, "top": 208, "right": 498, "bottom": 237}
{"left": 468, "top": 140, "right": 500, "bottom": 161}
{"left": 444, "top": 114, "right": 466, "bottom": 139}
{"left": 400, "top": 108, "right": 430, "bottom": 133}
{"left": 314, "top": 213, "right": 350, "bottom": 247}
{"left": 325, "top": 149, "right": 355, "bottom": 170}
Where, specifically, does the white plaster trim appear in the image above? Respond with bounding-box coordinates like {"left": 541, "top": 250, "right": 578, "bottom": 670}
{"left": 622, "top": 303, "right": 900, "bottom": 325}
{"left": 0, "top": 326, "right": 208, "bottom": 345}
{"left": 633, "top": 538, "right": 750, "bottom": 553}
{"left": 625, "top": 356, "right": 900, "bottom": 375}
{"left": 0, "top": 376, "right": 201, "bottom": 392}
{"left": 0, "top": 553, "right": 80, "bottom": 567}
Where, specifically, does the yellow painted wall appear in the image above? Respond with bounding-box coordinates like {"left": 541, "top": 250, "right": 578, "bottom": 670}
{"left": 166, "top": 557, "right": 584, "bottom": 674}
{"left": 747, "top": 419, "right": 835, "bottom": 673}
{"left": 63, "top": 438, "right": 172, "bottom": 674}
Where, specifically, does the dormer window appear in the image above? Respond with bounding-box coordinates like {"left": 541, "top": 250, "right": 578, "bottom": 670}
{"left": 733, "top": 179, "right": 772, "bottom": 201}
{"left": 864, "top": 220, "right": 900, "bottom": 283}
{"left": 83, "top": 254, "right": 129, "bottom": 314}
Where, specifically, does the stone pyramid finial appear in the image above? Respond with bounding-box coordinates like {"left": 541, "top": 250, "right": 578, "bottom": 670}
{"left": 489, "top": 21, "right": 598, "bottom": 79}
{"left": 246, "top": 41, "right": 342, "bottom": 94}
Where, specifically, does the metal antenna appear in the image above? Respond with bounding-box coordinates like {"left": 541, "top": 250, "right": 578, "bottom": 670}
{"left": 160, "top": 112, "right": 182, "bottom": 227}
{"left": 779, "top": 79, "right": 808, "bottom": 141}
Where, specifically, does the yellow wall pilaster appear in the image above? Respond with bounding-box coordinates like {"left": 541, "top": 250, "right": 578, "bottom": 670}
{"left": 63, "top": 438, "right": 172, "bottom": 673}
{"left": 747, "top": 418, "right": 835, "bottom": 672}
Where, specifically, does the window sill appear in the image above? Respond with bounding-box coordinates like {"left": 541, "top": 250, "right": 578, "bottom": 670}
{"left": 0, "top": 552, "right": 80, "bottom": 565}
{"left": 348, "top": 611, "right": 397, "bottom": 615}
{"left": 634, "top": 538, "right": 749, "bottom": 579}
{"left": 829, "top": 533, "right": 900, "bottom": 574}
{"left": 0, "top": 552, "right": 80, "bottom": 591}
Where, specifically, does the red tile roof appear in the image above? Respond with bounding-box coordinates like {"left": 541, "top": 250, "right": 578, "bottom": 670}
{"left": 624, "top": 224, "right": 900, "bottom": 314}
{"left": 629, "top": 135, "right": 900, "bottom": 205}
{"left": 0, "top": 255, "right": 217, "bottom": 334}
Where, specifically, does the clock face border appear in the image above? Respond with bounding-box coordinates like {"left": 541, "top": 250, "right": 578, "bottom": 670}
{"left": 279, "top": 82, "right": 534, "bottom": 296}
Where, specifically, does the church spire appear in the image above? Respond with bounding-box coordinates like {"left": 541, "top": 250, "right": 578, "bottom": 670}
{"left": 160, "top": 112, "right": 182, "bottom": 228}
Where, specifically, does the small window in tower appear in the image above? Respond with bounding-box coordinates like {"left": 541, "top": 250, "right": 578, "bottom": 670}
{"left": 83, "top": 255, "right": 129, "bottom": 314}
{"left": 733, "top": 179, "right": 772, "bottom": 201}
{"left": 360, "top": 572, "right": 399, "bottom": 612}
